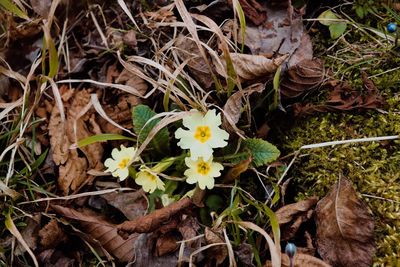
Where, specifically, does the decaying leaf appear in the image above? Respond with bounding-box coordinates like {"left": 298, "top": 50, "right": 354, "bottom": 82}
{"left": 315, "top": 177, "right": 375, "bottom": 267}
{"left": 275, "top": 197, "right": 318, "bottom": 240}
{"left": 205, "top": 228, "right": 228, "bottom": 266}
{"left": 156, "top": 232, "right": 179, "bottom": 256}
{"left": 175, "top": 34, "right": 214, "bottom": 89}
{"left": 235, "top": 243, "right": 254, "bottom": 267}
{"left": 52, "top": 205, "right": 138, "bottom": 263}
{"left": 223, "top": 83, "right": 265, "bottom": 134}
{"left": 234, "top": 7, "right": 312, "bottom": 67}
{"left": 293, "top": 75, "right": 385, "bottom": 117}
{"left": 223, "top": 156, "right": 252, "bottom": 183}
{"left": 38, "top": 219, "right": 67, "bottom": 249}
{"left": 216, "top": 53, "right": 288, "bottom": 82}
{"left": 227, "top": 0, "right": 266, "bottom": 25}
{"left": 48, "top": 87, "right": 104, "bottom": 194}
{"left": 280, "top": 59, "right": 325, "bottom": 99}
{"left": 15, "top": 214, "right": 41, "bottom": 256}
{"left": 266, "top": 253, "right": 332, "bottom": 267}
{"left": 101, "top": 191, "right": 147, "bottom": 220}
{"left": 118, "top": 197, "right": 192, "bottom": 234}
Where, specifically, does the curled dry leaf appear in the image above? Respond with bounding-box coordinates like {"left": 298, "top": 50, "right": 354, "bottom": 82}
{"left": 52, "top": 205, "right": 138, "bottom": 263}
{"left": 118, "top": 197, "right": 192, "bottom": 234}
{"left": 216, "top": 53, "right": 288, "bottom": 82}
{"left": 266, "top": 253, "right": 331, "bottom": 267}
{"left": 49, "top": 87, "right": 104, "bottom": 194}
{"left": 223, "top": 83, "right": 265, "bottom": 134}
{"left": 205, "top": 228, "right": 228, "bottom": 266}
{"left": 280, "top": 59, "right": 325, "bottom": 99}
{"left": 223, "top": 156, "right": 252, "bottom": 183}
{"left": 275, "top": 197, "right": 318, "bottom": 241}
{"left": 38, "top": 219, "right": 67, "bottom": 249}
{"left": 315, "top": 177, "right": 375, "bottom": 267}
{"left": 156, "top": 232, "right": 179, "bottom": 256}
{"left": 175, "top": 34, "right": 214, "bottom": 89}
{"left": 293, "top": 77, "right": 385, "bottom": 117}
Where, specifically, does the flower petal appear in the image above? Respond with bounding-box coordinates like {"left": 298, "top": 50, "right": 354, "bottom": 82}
{"left": 207, "top": 127, "right": 229, "bottom": 148}
{"left": 182, "top": 110, "right": 204, "bottom": 129}
{"left": 104, "top": 158, "right": 117, "bottom": 172}
{"left": 175, "top": 128, "right": 194, "bottom": 149}
{"left": 203, "top": 109, "right": 221, "bottom": 127}
{"left": 115, "top": 168, "right": 129, "bottom": 181}
{"left": 190, "top": 142, "right": 213, "bottom": 161}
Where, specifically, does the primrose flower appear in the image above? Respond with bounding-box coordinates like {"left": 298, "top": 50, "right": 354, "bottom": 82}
{"left": 175, "top": 109, "right": 229, "bottom": 160}
{"left": 135, "top": 166, "right": 165, "bottom": 193}
{"left": 104, "top": 145, "right": 137, "bottom": 181}
{"left": 184, "top": 157, "right": 223, "bottom": 190}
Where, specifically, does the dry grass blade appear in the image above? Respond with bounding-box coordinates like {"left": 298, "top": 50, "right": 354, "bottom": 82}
{"left": 235, "top": 221, "right": 281, "bottom": 267}
{"left": 90, "top": 94, "right": 135, "bottom": 136}
{"left": 5, "top": 213, "right": 39, "bottom": 267}
{"left": 117, "top": 0, "right": 140, "bottom": 30}
{"left": 175, "top": 0, "right": 222, "bottom": 90}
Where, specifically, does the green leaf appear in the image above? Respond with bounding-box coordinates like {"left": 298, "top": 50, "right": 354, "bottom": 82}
{"left": 0, "top": 0, "right": 28, "bottom": 20}
{"left": 318, "top": 10, "right": 338, "bottom": 26}
{"left": 355, "top": 5, "right": 365, "bottom": 19}
{"left": 77, "top": 134, "right": 135, "bottom": 148}
{"left": 132, "top": 105, "right": 170, "bottom": 154}
{"left": 329, "top": 22, "right": 347, "bottom": 39}
{"left": 242, "top": 138, "right": 280, "bottom": 167}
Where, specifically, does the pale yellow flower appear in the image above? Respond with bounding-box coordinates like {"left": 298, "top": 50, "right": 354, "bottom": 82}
{"left": 104, "top": 145, "right": 137, "bottom": 181}
{"left": 175, "top": 109, "right": 229, "bottom": 160}
{"left": 184, "top": 157, "right": 223, "bottom": 190}
{"left": 135, "top": 166, "right": 165, "bottom": 193}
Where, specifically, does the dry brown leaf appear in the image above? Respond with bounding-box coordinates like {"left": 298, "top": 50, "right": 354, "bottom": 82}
{"left": 205, "top": 228, "right": 228, "bottom": 266}
{"left": 29, "top": 0, "right": 51, "bottom": 17}
{"left": 216, "top": 53, "right": 288, "bottom": 82}
{"left": 281, "top": 59, "right": 324, "bottom": 99}
{"left": 293, "top": 77, "right": 385, "bottom": 117}
{"left": 227, "top": 0, "right": 266, "bottom": 25}
{"left": 37, "top": 249, "right": 76, "bottom": 267}
{"left": 156, "top": 232, "right": 179, "bottom": 256}
{"left": 237, "top": 7, "right": 311, "bottom": 67}
{"left": 223, "top": 83, "right": 264, "bottom": 133}
{"left": 38, "top": 219, "right": 67, "bottom": 248}
{"left": 175, "top": 34, "right": 214, "bottom": 89}
{"left": 276, "top": 197, "right": 318, "bottom": 241}
{"left": 315, "top": 177, "right": 375, "bottom": 267}
{"left": 52, "top": 205, "right": 138, "bottom": 263}
{"left": 235, "top": 243, "right": 254, "bottom": 267}
{"left": 266, "top": 253, "right": 331, "bottom": 267}
{"left": 48, "top": 87, "right": 104, "bottom": 194}
{"left": 101, "top": 191, "right": 147, "bottom": 220}
{"left": 15, "top": 214, "right": 41, "bottom": 256}
{"left": 118, "top": 197, "right": 192, "bottom": 234}
{"left": 223, "top": 156, "right": 252, "bottom": 183}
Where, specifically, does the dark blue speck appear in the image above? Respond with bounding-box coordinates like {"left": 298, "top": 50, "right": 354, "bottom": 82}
{"left": 387, "top": 23, "right": 397, "bottom": 33}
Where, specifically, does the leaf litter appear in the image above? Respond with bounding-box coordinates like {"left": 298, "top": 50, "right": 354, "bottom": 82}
{"left": 0, "top": 0, "right": 391, "bottom": 266}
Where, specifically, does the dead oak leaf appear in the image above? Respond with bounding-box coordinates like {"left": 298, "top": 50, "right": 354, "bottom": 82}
{"left": 38, "top": 219, "right": 67, "bottom": 249}
{"left": 315, "top": 177, "right": 375, "bottom": 267}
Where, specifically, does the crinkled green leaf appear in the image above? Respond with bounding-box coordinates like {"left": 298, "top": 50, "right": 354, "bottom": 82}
{"left": 241, "top": 138, "right": 280, "bottom": 167}
{"left": 132, "top": 105, "right": 170, "bottom": 154}
{"left": 318, "top": 10, "right": 338, "bottom": 26}
{"left": 329, "top": 22, "right": 347, "bottom": 39}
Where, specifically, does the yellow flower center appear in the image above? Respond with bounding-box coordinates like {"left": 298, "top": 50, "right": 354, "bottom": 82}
{"left": 197, "top": 162, "right": 211, "bottom": 175}
{"left": 194, "top": 126, "right": 211, "bottom": 143}
{"left": 146, "top": 172, "right": 157, "bottom": 181}
{"left": 118, "top": 158, "right": 130, "bottom": 169}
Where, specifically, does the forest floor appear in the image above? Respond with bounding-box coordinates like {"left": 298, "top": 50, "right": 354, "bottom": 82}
{"left": 0, "top": 0, "right": 399, "bottom": 266}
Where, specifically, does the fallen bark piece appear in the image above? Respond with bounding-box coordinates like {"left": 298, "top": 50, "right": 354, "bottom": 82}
{"left": 315, "top": 177, "right": 375, "bottom": 267}
{"left": 118, "top": 197, "right": 192, "bottom": 234}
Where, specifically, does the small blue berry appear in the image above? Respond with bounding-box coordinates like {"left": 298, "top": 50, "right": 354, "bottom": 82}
{"left": 285, "top": 243, "right": 297, "bottom": 258}
{"left": 387, "top": 23, "right": 397, "bottom": 33}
